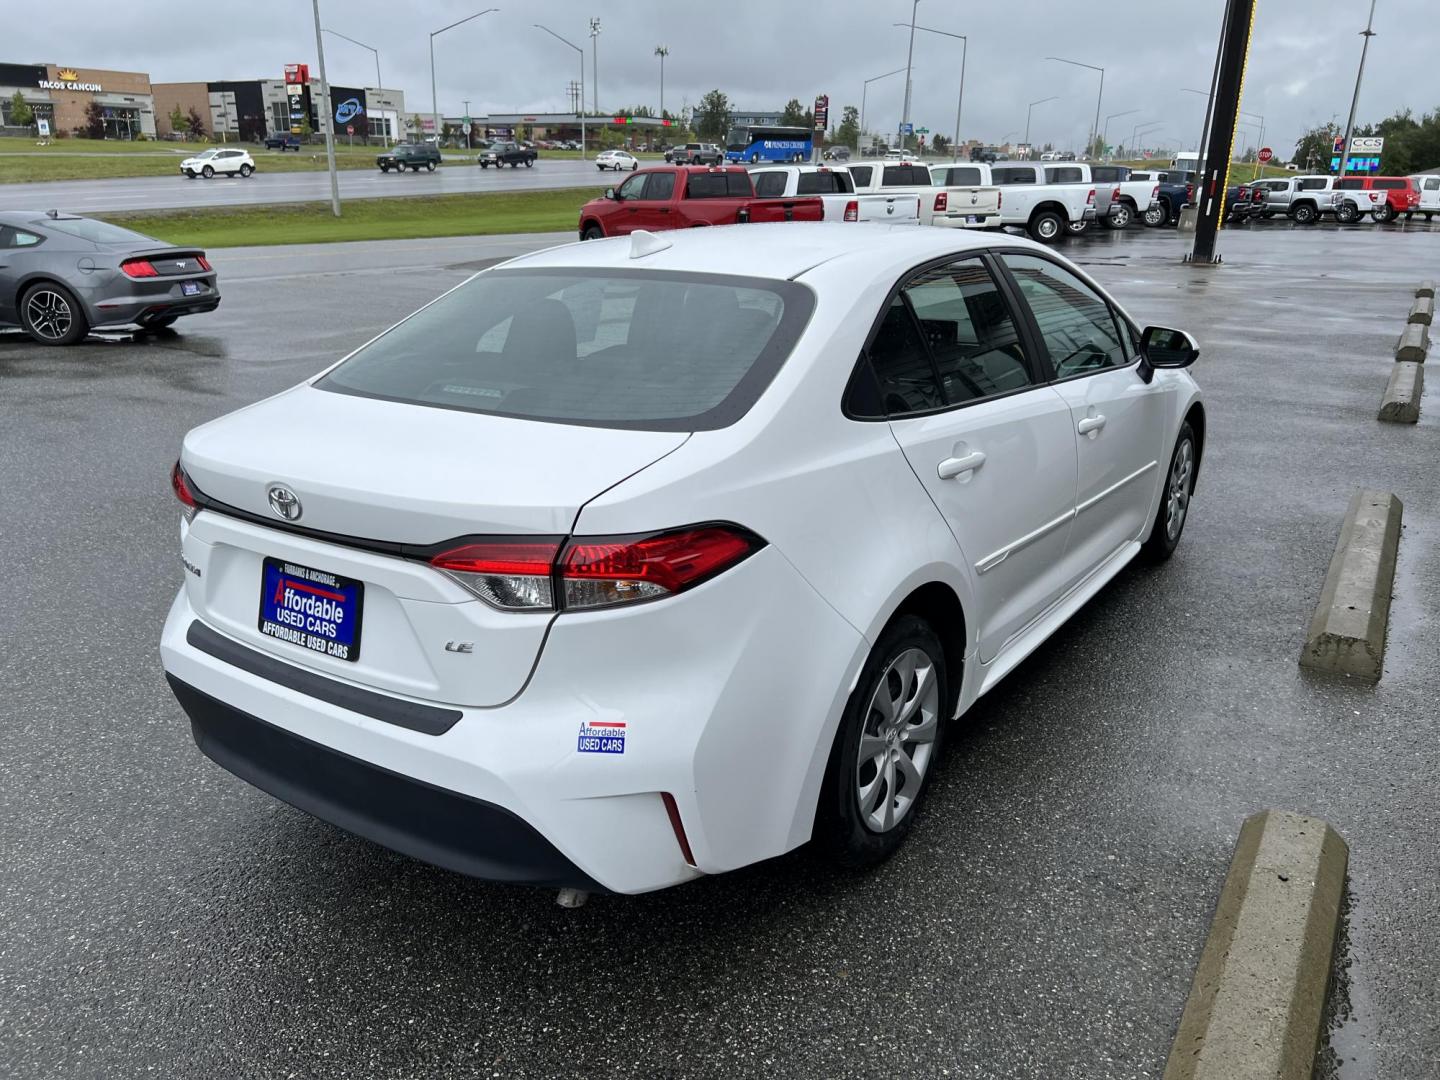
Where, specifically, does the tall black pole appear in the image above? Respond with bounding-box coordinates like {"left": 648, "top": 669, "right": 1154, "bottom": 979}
{"left": 1189, "top": 0, "right": 1258, "bottom": 264}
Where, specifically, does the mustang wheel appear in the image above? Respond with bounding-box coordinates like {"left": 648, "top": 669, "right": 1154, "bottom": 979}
{"left": 1143, "top": 420, "right": 1197, "bottom": 561}
{"left": 20, "top": 282, "right": 89, "bottom": 346}
{"left": 818, "top": 615, "right": 947, "bottom": 867}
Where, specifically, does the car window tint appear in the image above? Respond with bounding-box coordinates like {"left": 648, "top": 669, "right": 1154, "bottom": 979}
{"left": 1373, "top": 178, "right": 1404, "bottom": 190}
{"left": 29, "top": 217, "right": 151, "bottom": 244}
{"left": 903, "top": 260, "right": 1032, "bottom": 405}
{"left": 868, "top": 296, "right": 943, "bottom": 415}
{"left": 617, "top": 172, "right": 648, "bottom": 199}
{"left": 1046, "top": 167, "right": 1084, "bottom": 184}
{"left": 753, "top": 172, "right": 786, "bottom": 197}
{"left": 644, "top": 172, "right": 675, "bottom": 200}
{"left": 848, "top": 165, "right": 873, "bottom": 186}
{"left": 1299, "top": 178, "right": 1326, "bottom": 190}
{"left": 1003, "top": 254, "right": 1129, "bottom": 378}
{"left": 993, "top": 167, "right": 1035, "bottom": 185}
{"left": 317, "top": 270, "right": 810, "bottom": 430}
{"left": 1425, "top": 178, "right": 1439, "bottom": 190}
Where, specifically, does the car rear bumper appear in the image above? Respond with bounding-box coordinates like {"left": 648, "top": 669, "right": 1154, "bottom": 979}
{"left": 87, "top": 279, "right": 221, "bottom": 328}
{"left": 932, "top": 213, "right": 1003, "bottom": 229}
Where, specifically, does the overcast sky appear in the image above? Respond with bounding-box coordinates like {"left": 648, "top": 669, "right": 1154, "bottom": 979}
{"left": 11, "top": 0, "right": 1431, "bottom": 153}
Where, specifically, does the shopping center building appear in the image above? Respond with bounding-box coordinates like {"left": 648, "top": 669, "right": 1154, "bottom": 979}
{"left": 152, "top": 77, "right": 404, "bottom": 143}
{"left": 0, "top": 62, "right": 156, "bottom": 138}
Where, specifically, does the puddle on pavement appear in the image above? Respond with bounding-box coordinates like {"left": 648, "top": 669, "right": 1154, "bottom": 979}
{"left": 1316, "top": 888, "right": 1380, "bottom": 1079}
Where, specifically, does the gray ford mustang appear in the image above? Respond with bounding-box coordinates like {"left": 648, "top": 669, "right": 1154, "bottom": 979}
{"left": 0, "top": 211, "right": 220, "bottom": 345}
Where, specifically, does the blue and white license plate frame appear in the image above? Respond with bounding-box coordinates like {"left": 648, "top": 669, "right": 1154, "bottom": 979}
{"left": 258, "top": 557, "right": 364, "bottom": 662}
{"left": 181, "top": 280, "right": 202, "bottom": 296}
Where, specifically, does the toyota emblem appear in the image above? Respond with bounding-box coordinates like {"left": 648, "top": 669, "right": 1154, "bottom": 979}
{"left": 267, "top": 485, "right": 302, "bottom": 521}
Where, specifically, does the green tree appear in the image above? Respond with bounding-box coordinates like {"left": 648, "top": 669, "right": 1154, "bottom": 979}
{"left": 81, "top": 100, "right": 105, "bottom": 139}
{"left": 694, "top": 89, "right": 732, "bottom": 142}
{"left": 1293, "top": 122, "right": 1340, "bottom": 172}
{"left": 186, "top": 106, "right": 208, "bottom": 139}
{"left": 780, "top": 98, "right": 806, "bottom": 126}
{"left": 168, "top": 104, "right": 185, "bottom": 135}
{"left": 835, "top": 104, "right": 860, "bottom": 148}
{"left": 932, "top": 133, "right": 950, "bottom": 154}
{"left": 8, "top": 90, "right": 34, "bottom": 128}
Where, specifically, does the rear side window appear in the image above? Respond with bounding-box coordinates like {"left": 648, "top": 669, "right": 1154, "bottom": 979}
{"left": 31, "top": 217, "right": 151, "bottom": 244}
{"left": 1002, "top": 254, "right": 1129, "bottom": 378}
{"left": 686, "top": 172, "right": 751, "bottom": 198}
{"left": 753, "top": 172, "right": 787, "bottom": 197}
{"left": 1046, "top": 167, "right": 1084, "bottom": 184}
{"left": 867, "top": 297, "right": 944, "bottom": 415}
{"left": 993, "top": 167, "right": 1036, "bottom": 185}
{"left": 848, "top": 165, "right": 873, "bottom": 186}
{"left": 1299, "top": 178, "right": 1327, "bottom": 190}
{"left": 644, "top": 172, "right": 676, "bottom": 200}
{"left": 797, "top": 171, "right": 852, "bottom": 194}
{"left": 317, "top": 269, "right": 815, "bottom": 431}
{"left": 1373, "top": 178, "right": 1404, "bottom": 190}
{"left": 0, "top": 226, "right": 44, "bottom": 248}
{"left": 881, "top": 165, "right": 931, "bottom": 186}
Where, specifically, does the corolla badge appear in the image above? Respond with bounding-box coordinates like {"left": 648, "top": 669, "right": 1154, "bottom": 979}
{"left": 334, "top": 98, "right": 363, "bottom": 124}
{"left": 267, "top": 485, "right": 302, "bottom": 521}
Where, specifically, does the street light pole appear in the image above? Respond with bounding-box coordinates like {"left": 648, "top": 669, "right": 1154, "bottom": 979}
{"left": 861, "top": 66, "right": 908, "bottom": 146}
{"left": 1131, "top": 121, "right": 1164, "bottom": 158}
{"left": 590, "top": 18, "right": 601, "bottom": 125}
{"left": 321, "top": 28, "right": 385, "bottom": 144}
{"left": 654, "top": 46, "right": 668, "bottom": 121}
{"left": 309, "top": 0, "right": 340, "bottom": 217}
{"left": 1338, "top": 0, "right": 1377, "bottom": 178}
{"left": 535, "top": 24, "right": 585, "bottom": 160}
{"left": 1025, "top": 96, "right": 1059, "bottom": 153}
{"left": 1047, "top": 56, "right": 1105, "bottom": 159}
{"left": 892, "top": 23, "right": 967, "bottom": 160}
{"left": 430, "top": 8, "right": 498, "bottom": 145}
{"left": 900, "top": 0, "right": 919, "bottom": 148}
{"left": 1102, "top": 109, "right": 1139, "bottom": 160}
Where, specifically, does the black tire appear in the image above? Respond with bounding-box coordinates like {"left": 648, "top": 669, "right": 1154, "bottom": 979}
{"left": 426, "top": 161, "right": 436, "bottom": 172}
{"left": 1142, "top": 420, "right": 1197, "bottom": 562}
{"left": 380, "top": 164, "right": 389, "bottom": 172}
{"left": 816, "top": 615, "right": 949, "bottom": 868}
{"left": 631, "top": 162, "right": 639, "bottom": 171}
{"left": 1143, "top": 202, "right": 1169, "bottom": 227}
{"left": 1105, "top": 203, "right": 1133, "bottom": 229}
{"left": 1028, "top": 209, "right": 1065, "bottom": 243}
{"left": 201, "top": 165, "right": 214, "bottom": 178}
{"left": 19, "top": 282, "right": 89, "bottom": 346}
{"left": 1336, "top": 202, "right": 1359, "bottom": 224}
{"left": 1291, "top": 202, "right": 1317, "bottom": 225}
{"left": 1372, "top": 203, "right": 1393, "bottom": 223}
{"left": 1065, "top": 219, "right": 1090, "bottom": 236}
{"left": 581, "top": 223, "right": 604, "bottom": 241}
{"left": 509, "top": 161, "right": 518, "bottom": 168}
{"left": 183, "top": 170, "right": 195, "bottom": 179}
{"left": 525, "top": 159, "right": 533, "bottom": 168}
{"left": 239, "top": 164, "right": 253, "bottom": 178}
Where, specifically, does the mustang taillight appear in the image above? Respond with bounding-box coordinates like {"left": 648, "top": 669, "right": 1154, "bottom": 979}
{"left": 171, "top": 460, "right": 199, "bottom": 522}
{"left": 429, "top": 525, "right": 762, "bottom": 612}
{"left": 196, "top": 255, "right": 213, "bottom": 271}
{"left": 122, "top": 259, "right": 159, "bottom": 278}
{"left": 843, "top": 199, "right": 859, "bottom": 222}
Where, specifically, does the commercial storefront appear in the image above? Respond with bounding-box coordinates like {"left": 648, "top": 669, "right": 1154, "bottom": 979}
{"left": 0, "top": 62, "right": 154, "bottom": 138}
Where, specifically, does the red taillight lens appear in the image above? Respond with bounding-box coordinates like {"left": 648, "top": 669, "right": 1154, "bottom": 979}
{"left": 1087, "top": 188, "right": 1096, "bottom": 205}
{"left": 1187, "top": 183, "right": 1194, "bottom": 201}
{"left": 560, "top": 525, "right": 761, "bottom": 610}
{"left": 1152, "top": 185, "right": 1159, "bottom": 200}
{"left": 171, "top": 460, "right": 198, "bottom": 521}
{"left": 431, "top": 539, "right": 562, "bottom": 610}
{"left": 196, "top": 255, "right": 213, "bottom": 271}
{"left": 934, "top": 191, "right": 948, "bottom": 212}
{"left": 997, "top": 190, "right": 1002, "bottom": 209}
{"left": 122, "top": 259, "right": 159, "bottom": 278}
{"left": 844, "top": 199, "right": 859, "bottom": 222}
{"left": 1111, "top": 186, "right": 1121, "bottom": 202}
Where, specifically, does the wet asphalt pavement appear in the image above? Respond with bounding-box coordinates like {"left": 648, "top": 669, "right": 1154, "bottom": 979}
{"left": 3, "top": 218, "right": 1440, "bottom": 1079}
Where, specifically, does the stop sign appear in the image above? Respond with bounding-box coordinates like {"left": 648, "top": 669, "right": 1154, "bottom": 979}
{"left": 346, "top": 124, "right": 354, "bottom": 136}
{"left": 1258, "top": 146, "right": 1273, "bottom": 163}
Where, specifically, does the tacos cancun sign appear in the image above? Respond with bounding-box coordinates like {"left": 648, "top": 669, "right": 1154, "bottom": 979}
{"left": 39, "top": 70, "right": 103, "bottom": 92}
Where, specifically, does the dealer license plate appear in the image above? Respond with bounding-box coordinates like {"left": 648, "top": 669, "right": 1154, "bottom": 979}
{"left": 181, "top": 281, "right": 202, "bottom": 296}
{"left": 965, "top": 215, "right": 980, "bottom": 224}
{"left": 258, "top": 558, "right": 364, "bottom": 662}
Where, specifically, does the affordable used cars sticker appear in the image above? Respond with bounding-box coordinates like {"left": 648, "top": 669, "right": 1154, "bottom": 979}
{"left": 577, "top": 721, "right": 626, "bottom": 754}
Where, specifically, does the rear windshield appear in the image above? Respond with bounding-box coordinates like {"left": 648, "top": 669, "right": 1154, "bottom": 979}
{"left": 848, "top": 165, "right": 873, "bottom": 185}
{"left": 685, "top": 172, "right": 752, "bottom": 198}
{"left": 797, "top": 171, "right": 854, "bottom": 194}
{"left": 881, "top": 165, "right": 932, "bottom": 186}
{"left": 35, "top": 217, "right": 154, "bottom": 244}
{"left": 936, "top": 166, "right": 983, "bottom": 185}
{"left": 316, "top": 268, "right": 816, "bottom": 431}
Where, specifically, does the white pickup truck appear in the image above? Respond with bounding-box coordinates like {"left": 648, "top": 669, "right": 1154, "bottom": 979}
{"left": 929, "top": 161, "right": 1095, "bottom": 243}
{"left": 843, "top": 160, "right": 1003, "bottom": 230}
{"left": 749, "top": 165, "right": 922, "bottom": 225}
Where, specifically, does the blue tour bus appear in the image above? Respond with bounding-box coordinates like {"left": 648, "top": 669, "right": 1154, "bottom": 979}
{"left": 725, "top": 125, "right": 814, "bottom": 164}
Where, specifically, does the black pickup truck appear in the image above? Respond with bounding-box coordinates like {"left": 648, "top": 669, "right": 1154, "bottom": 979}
{"left": 477, "top": 141, "right": 537, "bottom": 168}
{"left": 377, "top": 143, "right": 441, "bottom": 173}
{"left": 263, "top": 134, "right": 301, "bottom": 152}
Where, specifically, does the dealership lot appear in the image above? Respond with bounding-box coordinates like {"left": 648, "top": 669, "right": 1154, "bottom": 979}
{"left": 2, "top": 224, "right": 1439, "bottom": 1077}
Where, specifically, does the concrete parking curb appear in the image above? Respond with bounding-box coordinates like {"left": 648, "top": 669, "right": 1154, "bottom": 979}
{"left": 1418, "top": 280, "right": 1436, "bottom": 300}
{"left": 1163, "top": 811, "right": 1349, "bottom": 1080}
{"left": 1378, "top": 362, "right": 1424, "bottom": 424}
{"left": 1396, "top": 323, "right": 1429, "bottom": 363}
{"left": 1300, "top": 489, "right": 1402, "bottom": 681}
{"left": 1410, "top": 296, "right": 1435, "bottom": 326}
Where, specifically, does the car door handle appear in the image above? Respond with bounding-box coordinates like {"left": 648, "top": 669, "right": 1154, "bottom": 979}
{"left": 937, "top": 451, "right": 986, "bottom": 480}
{"left": 1077, "top": 415, "right": 1107, "bottom": 435}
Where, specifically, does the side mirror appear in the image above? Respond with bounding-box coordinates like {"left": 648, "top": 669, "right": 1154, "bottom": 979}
{"left": 605, "top": 187, "right": 618, "bottom": 200}
{"left": 1140, "top": 326, "right": 1199, "bottom": 374}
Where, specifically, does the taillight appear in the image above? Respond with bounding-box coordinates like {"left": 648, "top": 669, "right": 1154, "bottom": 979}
{"left": 196, "top": 255, "right": 213, "bottom": 271}
{"left": 997, "top": 190, "right": 1002, "bottom": 210}
{"left": 934, "top": 191, "right": 948, "bottom": 212}
{"left": 559, "top": 525, "right": 761, "bottom": 610}
{"left": 122, "top": 259, "right": 159, "bottom": 278}
{"left": 1186, "top": 183, "right": 1194, "bottom": 202}
{"left": 1152, "top": 185, "right": 1159, "bottom": 200}
{"left": 431, "top": 539, "right": 562, "bottom": 610}
{"left": 843, "top": 199, "right": 859, "bottom": 222}
{"left": 1087, "top": 188, "right": 1096, "bottom": 205}
{"left": 171, "top": 460, "right": 198, "bottom": 522}
{"left": 1111, "top": 186, "right": 1121, "bottom": 202}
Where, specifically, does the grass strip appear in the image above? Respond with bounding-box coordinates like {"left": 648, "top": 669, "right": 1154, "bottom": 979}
{"left": 95, "top": 187, "right": 602, "bottom": 248}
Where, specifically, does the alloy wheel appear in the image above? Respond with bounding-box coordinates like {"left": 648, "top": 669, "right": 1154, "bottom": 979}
{"left": 25, "top": 289, "right": 73, "bottom": 341}
{"left": 1166, "top": 438, "right": 1194, "bottom": 541}
{"left": 855, "top": 647, "right": 939, "bottom": 833}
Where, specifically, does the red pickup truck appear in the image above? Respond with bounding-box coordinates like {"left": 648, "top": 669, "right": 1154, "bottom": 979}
{"left": 578, "top": 166, "right": 825, "bottom": 239}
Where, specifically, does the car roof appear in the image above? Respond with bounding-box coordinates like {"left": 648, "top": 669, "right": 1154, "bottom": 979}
{"left": 504, "top": 221, "right": 1036, "bottom": 282}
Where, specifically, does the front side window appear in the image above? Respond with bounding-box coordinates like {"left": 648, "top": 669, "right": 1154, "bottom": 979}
{"left": 1002, "top": 254, "right": 1129, "bottom": 378}
{"left": 316, "top": 269, "right": 814, "bottom": 431}
{"left": 616, "top": 172, "right": 648, "bottom": 199}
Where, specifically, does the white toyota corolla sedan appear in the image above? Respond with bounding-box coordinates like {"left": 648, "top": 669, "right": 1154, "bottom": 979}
{"left": 161, "top": 224, "right": 1203, "bottom": 896}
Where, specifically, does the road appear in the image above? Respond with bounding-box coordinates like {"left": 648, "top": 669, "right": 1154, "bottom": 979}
{"left": 2, "top": 222, "right": 1439, "bottom": 1078}
{"left": 0, "top": 159, "right": 616, "bottom": 213}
